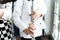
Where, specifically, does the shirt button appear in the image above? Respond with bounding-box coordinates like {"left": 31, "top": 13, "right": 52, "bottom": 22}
{"left": 40, "top": 23, "right": 41, "bottom": 24}
{"left": 37, "top": 9, "right": 39, "bottom": 10}
{"left": 37, "top": 2, "right": 38, "bottom": 4}
{"left": 5, "top": 5, "right": 7, "bottom": 8}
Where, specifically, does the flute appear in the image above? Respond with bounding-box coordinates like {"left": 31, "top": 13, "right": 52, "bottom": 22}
{"left": 31, "top": 0, "right": 35, "bottom": 40}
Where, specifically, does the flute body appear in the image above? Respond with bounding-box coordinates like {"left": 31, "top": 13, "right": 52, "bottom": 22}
{"left": 31, "top": 0, "right": 35, "bottom": 40}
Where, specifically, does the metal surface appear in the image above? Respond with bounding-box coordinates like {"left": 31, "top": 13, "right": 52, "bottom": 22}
{"left": 31, "top": 0, "right": 35, "bottom": 40}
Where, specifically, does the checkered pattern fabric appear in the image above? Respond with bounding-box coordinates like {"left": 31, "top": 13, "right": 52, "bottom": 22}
{"left": 0, "top": 20, "right": 12, "bottom": 40}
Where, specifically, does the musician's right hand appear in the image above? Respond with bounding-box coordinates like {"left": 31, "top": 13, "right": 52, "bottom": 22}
{"left": 23, "top": 23, "right": 35, "bottom": 35}
{"left": 29, "top": 10, "right": 43, "bottom": 21}
{"left": 0, "top": 9, "right": 4, "bottom": 18}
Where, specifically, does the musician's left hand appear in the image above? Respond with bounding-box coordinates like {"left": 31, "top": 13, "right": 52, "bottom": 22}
{"left": 29, "top": 10, "right": 43, "bottom": 21}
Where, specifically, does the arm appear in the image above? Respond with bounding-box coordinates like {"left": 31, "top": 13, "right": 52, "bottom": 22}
{"left": 13, "top": 0, "right": 28, "bottom": 32}
{"left": 13, "top": 0, "right": 35, "bottom": 35}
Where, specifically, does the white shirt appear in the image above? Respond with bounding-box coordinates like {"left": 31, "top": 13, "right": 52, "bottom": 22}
{"left": 13, "top": 0, "right": 48, "bottom": 38}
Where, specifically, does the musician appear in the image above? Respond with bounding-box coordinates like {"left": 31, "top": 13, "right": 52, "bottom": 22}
{"left": 13, "top": 0, "right": 48, "bottom": 40}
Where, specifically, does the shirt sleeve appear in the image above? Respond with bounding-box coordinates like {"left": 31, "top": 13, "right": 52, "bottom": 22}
{"left": 2, "top": 2, "right": 12, "bottom": 20}
{"left": 13, "top": 0, "right": 28, "bottom": 32}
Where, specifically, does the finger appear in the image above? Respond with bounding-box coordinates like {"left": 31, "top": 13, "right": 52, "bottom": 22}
{"left": 30, "top": 34, "right": 34, "bottom": 38}
{"left": 33, "top": 13, "right": 37, "bottom": 20}
{"left": 29, "top": 23, "right": 35, "bottom": 30}
{"left": 33, "top": 11, "right": 36, "bottom": 14}
{"left": 29, "top": 29, "right": 34, "bottom": 34}
{"left": 34, "top": 15, "right": 39, "bottom": 21}
{"left": 32, "top": 11, "right": 36, "bottom": 19}
{"left": 24, "top": 29, "right": 32, "bottom": 35}
{"left": 29, "top": 11, "right": 35, "bottom": 16}
{"left": 29, "top": 23, "right": 36, "bottom": 30}
{"left": 28, "top": 26, "right": 35, "bottom": 30}
{"left": 29, "top": 23, "right": 34, "bottom": 27}
{"left": 26, "top": 29, "right": 33, "bottom": 35}
{"left": 27, "top": 30, "right": 32, "bottom": 35}
{"left": 33, "top": 13, "right": 41, "bottom": 20}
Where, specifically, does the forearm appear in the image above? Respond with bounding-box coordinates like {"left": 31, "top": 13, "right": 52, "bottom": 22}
{"left": 13, "top": 16, "right": 28, "bottom": 32}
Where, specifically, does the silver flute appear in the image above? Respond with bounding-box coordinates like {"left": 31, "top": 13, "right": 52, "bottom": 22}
{"left": 31, "top": 0, "right": 35, "bottom": 40}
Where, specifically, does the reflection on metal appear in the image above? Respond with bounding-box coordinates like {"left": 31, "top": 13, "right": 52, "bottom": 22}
{"left": 58, "top": 21, "right": 60, "bottom": 31}
{"left": 58, "top": 21, "right": 60, "bottom": 40}
{"left": 31, "top": 0, "right": 35, "bottom": 40}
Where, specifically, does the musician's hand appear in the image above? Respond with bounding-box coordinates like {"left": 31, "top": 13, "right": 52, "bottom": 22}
{"left": 23, "top": 23, "right": 35, "bottom": 35}
{"left": 29, "top": 10, "right": 43, "bottom": 21}
{"left": 28, "top": 23, "right": 35, "bottom": 30}
{"left": 0, "top": 9, "right": 4, "bottom": 18}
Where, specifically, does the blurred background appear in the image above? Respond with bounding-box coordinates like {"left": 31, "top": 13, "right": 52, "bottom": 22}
{"left": 45, "top": 0, "right": 60, "bottom": 40}
{"left": 0, "top": 0, "right": 60, "bottom": 40}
